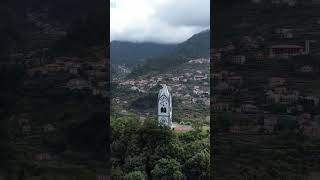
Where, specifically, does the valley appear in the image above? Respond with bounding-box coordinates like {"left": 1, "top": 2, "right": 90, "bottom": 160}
{"left": 111, "top": 30, "right": 210, "bottom": 128}
{"left": 110, "top": 29, "right": 210, "bottom": 179}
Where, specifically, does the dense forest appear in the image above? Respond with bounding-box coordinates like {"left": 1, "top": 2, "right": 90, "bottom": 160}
{"left": 111, "top": 114, "right": 210, "bottom": 179}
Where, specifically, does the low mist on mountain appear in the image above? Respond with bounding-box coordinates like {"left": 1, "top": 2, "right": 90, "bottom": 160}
{"left": 128, "top": 29, "right": 210, "bottom": 77}
{"left": 111, "top": 41, "right": 176, "bottom": 66}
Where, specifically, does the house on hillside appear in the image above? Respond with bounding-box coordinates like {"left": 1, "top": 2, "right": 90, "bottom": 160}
{"left": 17, "top": 116, "right": 30, "bottom": 127}
{"left": 172, "top": 77, "right": 180, "bottom": 82}
{"left": 298, "top": 113, "right": 312, "bottom": 126}
{"left": 287, "top": 105, "right": 304, "bottom": 113}
{"left": 305, "top": 122, "right": 320, "bottom": 138}
{"left": 275, "top": 28, "right": 294, "bottom": 38}
{"left": 35, "top": 152, "right": 52, "bottom": 161}
{"left": 27, "top": 67, "right": 48, "bottom": 77}
{"left": 22, "top": 125, "right": 31, "bottom": 134}
{"left": 228, "top": 76, "right": 243, "bottom": 86}
{"left": 269, "top": 77, "right": 286, "bottom": 87}
{"left": 263, "top": 116, "right": 278, "bottom": 133}
{"left": 45, "top": 63, "right": 63, "bottom": 72}
{"left": 255, "top": 51, "right": 267, "bottom": 61}
{"left": 213, "top": 103, "right": 231, "bottom": 112}
{"left": 43, "top": 124, "right": 55, "bottom": 133}
{"left": 212, "top": 73, "right": 223, "bottom": 81}
{"left": 303, "top": 96, "right": 320, "bottom": 106}
{"left": 204, "top": 98, "right": 210, "bottom": 106}
{"left": 241, "top": 104, "right": 258, "bottom": 113}
{"left": 266, "top": 89, "right": 299, "bottom": 104}
{"left": 229, "top": 125, "right": 241, "bottom": 134}
{"left": 268, "top": 40, "right": 310, "bottom": 58}
{"left": 211, "top": 51, "right": 221, "bottom": 63}
{"left": 194, "top": 74, "right": 208, "bottom": 81}
{"left": 65, "top": 62, "right": 81, "bottom": 75}
{"left": 279, "top": 94, "right": 299, "bottom": 104}
{"left": 299, "top": 119, "right": 320, "bottom": 138}
{"left": 188, "top": 58, "right": 210, "bottom": 64}
{"left": 271, "top": 0, "right": 297, "bottom": 6}
{"left": 230, "top": 55, "right": 246, "bottom": 64}
{"left": 298, "top": 65, "right": 314, "bottom": 73}
{"left": 214, "top": 82, "right": 234, "bottom": 92}
{"left": 268, "top": 45, "right": 304, "bottom": 59}
{"left": 67, "top": 78, "right": 89, "bottom": 90}
{"left": 223, "top": 43, "right": 236, "bottom": 52}
{"left": 274, "top": 87, "right": 287, "bottom": 94}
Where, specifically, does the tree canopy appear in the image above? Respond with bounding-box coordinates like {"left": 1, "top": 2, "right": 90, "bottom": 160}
{"left": 111, "top": 115, "right": 210, "bottom": 179}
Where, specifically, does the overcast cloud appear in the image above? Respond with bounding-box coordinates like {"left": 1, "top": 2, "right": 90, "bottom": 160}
{"left": 110, "top": 0, "right": 210, "bottom": 44}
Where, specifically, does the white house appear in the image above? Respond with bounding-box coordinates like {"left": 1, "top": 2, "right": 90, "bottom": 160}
{"left": 299, "top": 65, "right": 313, "bottom": 73}
{"left": 67, "top": 78, "right": 89, "bottom": 90}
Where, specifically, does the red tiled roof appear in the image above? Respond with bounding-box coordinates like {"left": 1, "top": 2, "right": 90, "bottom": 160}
{"left": 174, "top": 124, "right": 193, "bottom": 132}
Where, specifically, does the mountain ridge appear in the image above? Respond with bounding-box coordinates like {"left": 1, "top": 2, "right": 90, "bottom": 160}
{"left": 127, "top": 29, "right": 210, "bottom": 78}
{"left": 110, "top": 41, "right": 176, "bottom": 66}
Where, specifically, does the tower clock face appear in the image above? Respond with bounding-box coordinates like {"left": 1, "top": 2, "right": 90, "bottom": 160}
{"left": 159, "top": 96, "right": 168, "bottom": 107}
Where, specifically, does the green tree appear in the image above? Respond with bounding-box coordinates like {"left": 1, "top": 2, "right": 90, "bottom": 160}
{"left": 183, "top": 140, "right": 209, "bottom": 160}
{"left": 151, "top": 158, "right": 185, "bottom": 180}
{"left": 183, "top": 149, "right": 210, "bottom": 179}
{"left": 178, "top": 131, "right": 200, "bottom": 142}
{"left": 192, "top": 118, "right": 204, "bottom": 132}
{"left": 130, "top": 93, "right": 158, "bottom": 110}
{"left": 123, "top": 155, "right": 146, "bottom": 172}
{"left": 111, "top": 116, "right": 141, "bottom": 165}
{"left": 124, "top": 171, "right": 147, "bottom": 180}
{"left": 155, "top": 140, "right": 186, "bottom": 163}
{"left": 111, "top": 166, "right": 124, "bottom": 180}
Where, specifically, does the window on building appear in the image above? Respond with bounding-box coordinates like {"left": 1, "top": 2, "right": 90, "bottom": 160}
{"left": 161, "top": 107, "right": 167, "bottom": 113}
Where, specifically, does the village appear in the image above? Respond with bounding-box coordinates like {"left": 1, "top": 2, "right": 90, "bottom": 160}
{"left": 16, "top": 53, "right": 210, "bottom": 134}
{"left": 111, "top": 58, "right": 210, "bottom": 121}
{"left": 212, "top": 0, "right": 320, "bottom": 139}
{"left": 25, "top": 56, "right": 109, "bottom": 98}
{"left": 1, "top": 51, "right": 109, "bottom": 176}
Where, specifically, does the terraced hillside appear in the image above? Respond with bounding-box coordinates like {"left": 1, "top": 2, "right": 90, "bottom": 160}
{"left": 212, "top": 0, "right": 320, "bottom": 179}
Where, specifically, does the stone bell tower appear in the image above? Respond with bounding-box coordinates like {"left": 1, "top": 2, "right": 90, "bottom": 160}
{"left": 158, "top": 84, "right": 172, "bottom": 127}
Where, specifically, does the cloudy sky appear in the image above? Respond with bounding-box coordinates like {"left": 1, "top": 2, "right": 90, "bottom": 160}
{"left": 110, "top": 0, "right": 210, "bottom": 44}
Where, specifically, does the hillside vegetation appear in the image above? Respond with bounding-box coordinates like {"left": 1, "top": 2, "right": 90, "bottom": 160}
{"left": 129, "top": 29, "right": 210, "bottom": 78}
